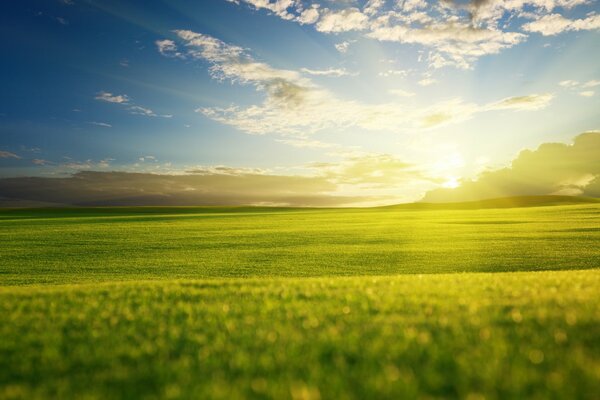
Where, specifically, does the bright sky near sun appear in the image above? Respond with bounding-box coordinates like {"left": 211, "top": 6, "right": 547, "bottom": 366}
{"left": 1, "top": 0, "right": 599, "bottom": 205}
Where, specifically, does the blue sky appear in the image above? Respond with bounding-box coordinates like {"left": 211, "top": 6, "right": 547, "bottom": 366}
{"left": 0, "top": 0, "right": 599, "bottom": 205}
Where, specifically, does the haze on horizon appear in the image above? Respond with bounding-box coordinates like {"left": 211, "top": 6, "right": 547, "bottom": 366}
{"left": 1, "top": 0, "right": 599, "bottom": 206}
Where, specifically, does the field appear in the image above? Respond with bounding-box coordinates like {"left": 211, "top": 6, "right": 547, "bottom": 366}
{"left": 1, "top": 198, "right": 599, "bottom": 399}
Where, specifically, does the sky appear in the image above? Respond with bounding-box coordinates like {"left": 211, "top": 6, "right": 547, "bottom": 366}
{"left": 0, "top": 0, "right": 599, "bottom": 206}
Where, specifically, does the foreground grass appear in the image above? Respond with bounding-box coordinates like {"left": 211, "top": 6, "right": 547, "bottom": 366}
{"left": 0, "top": 202, "right": 598, "bottom": 398}
{"left": 1, "top": 270, "right": 599, "bottom": 399}
{"left": 1, "top": 202, "right": 599, "bottom": 285}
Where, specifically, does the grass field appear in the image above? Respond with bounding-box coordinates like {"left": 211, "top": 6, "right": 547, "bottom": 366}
{"left": 1, "top": 198, "right": 599, "bottom": 398}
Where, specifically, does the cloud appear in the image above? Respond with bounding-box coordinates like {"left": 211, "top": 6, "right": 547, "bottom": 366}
{"left": 334, "top": 41, "right": 354, "bottom": 53}
{"left": 559, "top": 79, "right": 599, "bottom": 97}
{"left": 300, "top": 67, "right": 357, "bottom": 77}
{"left": 128, "top": 105, "right": 157, "bottom": 117}
{"left": 0, "top": 170, "right": 374, "bottom": 207}
{"left": 583, "top": 80, "right": 600, "bottom": 88}
{"left": 160, "top": 31, "right": 552, "bottom": 135}
{"left": 418, "top": 77, "right": 437, "bottom": 86}
{"left": 0, "top": 150, "right": 437, "bottom": 206}
{"left": 559, "top": 79, "right": 580, "bottom": 88}
{"left": 379, "top": 69, "right": 410, "bottom": 77}
{"left": 0, "top": 151, "right": 21, "bottom": 159}
{"left": 95, "top": 91, "right": 168, "bottom": 118}
{"left": 523, "top": 13, "right": 600, "bottom": 36}
{"left": 227, "top": 0, "right": 299, "bottom": 21}
{"left": 486, "top": 93, "right": 554, "bottom": 111}
{"left": 155, "top": 39, "right": 183, "bottom": 58}
{"left": 367, "top": 21, "right": 526, "bottom": 69}
{"left": 298, "top": 4, "right": 320, "bottom": 24}
{"left": 226, "top": 0, "right": 598, "bottom": 69}
{"left": 89, "top": 121, "right": 112, "bottom": 128}
{"left": 95, "top": 91, "right": 130, "bottom": 104}
{"left": 422, "top": 131, "right": 600, "bottom": 202}
{"left": 315, "top": 8, "right": 369, "bottom": 32}
{"left": 309, "top": 153, "right": 421, "bottom": 187}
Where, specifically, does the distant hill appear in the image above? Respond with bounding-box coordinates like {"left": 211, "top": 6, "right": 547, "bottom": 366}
{"left": 383, "top": 195, "right": 600, "bottom": 210}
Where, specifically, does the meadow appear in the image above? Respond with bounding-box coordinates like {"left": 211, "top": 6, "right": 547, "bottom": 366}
{"left": 0, "top": 197, "right": 599, "bottom": 399}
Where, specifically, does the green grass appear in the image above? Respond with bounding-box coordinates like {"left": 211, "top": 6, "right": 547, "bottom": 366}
{"left": 0, "top": 199, "right": 599, "bottom": 398}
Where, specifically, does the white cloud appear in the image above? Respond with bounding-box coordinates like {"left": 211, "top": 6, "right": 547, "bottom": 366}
{"left": 523, "top": 13, "right": 600, "bottom": 36}
{"left": 297, "top": 4, "right": 320, "bottom": 24}
{"left": 334, "top": 41, "right": 354, "bottom": 53}
{"left": 155, "top": 39, "right": 183, "bottom": 58}
{"left": 227, "top": 0, "right": 299, "bottom": 21}
{"left": 95, "top": 91, "right": 169, "bottom": 118}
{"left": 225, "top": 0, "right": 598, "bottom": 69}
{"left": 559, "top": 78, "right": 599, "bottom": 96}
{"left": 559, "top": 79, "right": 580, "bottom": 88}
{"left": 89, "top": 121, "right": 112, "bottom": 128}
{"left": 368, "top": 22, "right": 526, "bottom": 70}
{"left": 315, "top": 8, "right": 369, "bottom": 33}
{"left": 486, "top": 93, "right": 555, "bottom": 111}
{"left": 583, "top": 80, "right": 600, "bottom": 88}
{"left": 379, "top": 69, "right": 410, "bottom": 77}
{"left": 418, "top": 77, "right": 437, "bottom": 86}
{"left": 301, "top": 67, "right": 357, "bottom": 77}
{"left": 162, "top": 31, "right": 554, "bottom": 135}
{"left": 95, "top": 91, "right": 130, "bottom": 104}
{"left": 128, "top": 105, "right": 157, "bottom": 117}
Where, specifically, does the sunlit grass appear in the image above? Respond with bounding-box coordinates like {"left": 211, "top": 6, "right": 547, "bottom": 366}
{"left": 0, "top": 201, "right": 598, "bottom": 398}
{"left": 0, "top": 202, "right": 598, "bottom": 285}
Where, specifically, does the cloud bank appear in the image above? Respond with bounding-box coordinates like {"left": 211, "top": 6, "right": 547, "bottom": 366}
{"left": 0, "top": 171, "right": 368, "bottom": 207}
{"left": 422, "top": 131, "right": 600, "bottom": 202}
{"left": 2, "top": 133, "right": 597, "bottom": 207}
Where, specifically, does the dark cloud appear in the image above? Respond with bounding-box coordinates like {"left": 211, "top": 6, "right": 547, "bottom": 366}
{"left": 0, "top": 171, "right": 374, "bottom": 207}
{"left": 422, "top": 131, "right": 600, "bottom": 202}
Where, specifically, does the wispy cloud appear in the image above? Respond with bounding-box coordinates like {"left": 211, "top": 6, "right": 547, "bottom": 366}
{"left": 0, "top": 151, "right": 21, "bottom": 159}
{"left": 417, "top": 77, "right": 437, "bottom": 86}
{"left": 559, "top": 79, "right": 598, "bottom": 97}
{"left": 95, "top": 91, "right": 130, "bottom": 104}
{"left": 157, "top": 31, "right": 555, "bottom": 135}
{"left": 155, "top": 39, "right": 183, "bottom": 58}
{"left": 523, "top": 13, "right": 600, "bottom": 36}
{"left": 334, "top": 41, "right": 354, "bottom": 53}
{"left": 89, "top": 121, "right": 112, "bottom": 128}
{"left": 486, "top": 94, "right": 555, "bottom": 111}
{"left": 379, "top": 69, "right": 409, "bottom": 78}
{"left": 95, "top": 91, "right": 170, "bottom": 118}
{"left": 301, "top": 67, "right": 357, "bottom": 77}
